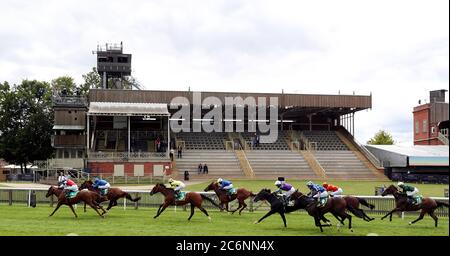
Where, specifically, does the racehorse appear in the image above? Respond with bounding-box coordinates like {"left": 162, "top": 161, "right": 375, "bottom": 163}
{"left": 253, "top": 188, "right": 288, "bottom": 228}
{"left": 79, "top": 180, "right": 141, "bottom": 212}
{"left": 45, "top": 186, "right": 106, "bottom": 218}
{"left": 204, "top": 181, "right": 256, "bottom": 214}
{"left": 150, "top": 183, "right": 220, "bottom": 221}
{"left": 381, "top": 185, "right": 449, "bottom": 227}
{"left": 289, "top": 191, "right": 353, "bottom": 232}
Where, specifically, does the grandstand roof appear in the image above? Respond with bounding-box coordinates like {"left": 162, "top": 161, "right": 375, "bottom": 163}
{"left": 89, "top": 89, "right": 371, "bottom": 115}
{"left": 88, "top": 102, "right": 170, "bottom": 116}
{"left": 365, "top": 145, "right": 449, "bottom": 167}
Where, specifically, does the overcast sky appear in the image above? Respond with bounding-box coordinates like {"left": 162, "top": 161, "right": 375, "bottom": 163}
{"left": 1, "top": 0, "right": 448, "bottom": 145}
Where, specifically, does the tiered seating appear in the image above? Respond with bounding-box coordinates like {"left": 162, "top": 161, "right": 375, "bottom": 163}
{"left": 176, "top": 132, "right": 227, "bottom": 150}
{"left": 245, "top": 150, "right": 317, "bottom": 179}
{"left": 175, "top": 150, "right": 244, "bottom": 178}
{"left": 302, "top": 131, "right": 349, "bottom": 150}
{"left": 314, "top": 150, "right": 378, "bottom": 179}
{"left": 241, "top": 131, "right": 290, "bottom": 150}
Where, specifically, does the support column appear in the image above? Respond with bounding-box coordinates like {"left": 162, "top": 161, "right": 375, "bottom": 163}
{"left": 86, "top": 115, "right": 90, "bottom": 150}
{"left": 128, "top": 116, "right": 130, "bottom": 158}
{"left": 167, "top": 115, "right": 170, "bottom": 158}
{"left": 103, "top": 72, "right": 107, "bottom": 89}
{"left": 352, "top": 112, "right": 355, "bottom": 136}
{"left": 308, "top": 115, "right": 312, "bottom": 131}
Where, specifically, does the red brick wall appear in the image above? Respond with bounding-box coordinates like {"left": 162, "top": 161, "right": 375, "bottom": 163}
{"left": 88, "top": 161, "right": 172, "bottom": 176}
{"left": 413, "top": 105, "right": 430, "bottom": 145}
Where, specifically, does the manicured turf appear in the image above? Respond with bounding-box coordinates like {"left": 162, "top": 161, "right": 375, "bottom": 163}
{"left": 187, "top": 179, "right": 449, "bottom": 197}
{"left": 0, "top": 205, "right": 448, "bottom": 236}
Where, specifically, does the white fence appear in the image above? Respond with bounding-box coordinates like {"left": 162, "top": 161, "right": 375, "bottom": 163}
{"left": 0, "top": 187, "right": 448, "bottom": 217}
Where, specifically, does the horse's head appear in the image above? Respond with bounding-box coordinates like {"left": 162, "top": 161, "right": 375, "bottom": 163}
{"left": 381, "top": 184, "right": 398, "bottom": 197}
{"left": 46, "top": 186, "right": 57, "bottom": 198}
{"left": 204, "top": 181, "right": 218, "bottom": 192}
{"left": 290, "top": 190, "right": 304, "bottom": 200}
{"left": 79, "top": 180, "right": 93, "bottom": 190}
{"left": 253, "top": 188, "right": 271, "bottom": 202}
{"left": 150, "top": 183, "right": 165, "bottom": 195}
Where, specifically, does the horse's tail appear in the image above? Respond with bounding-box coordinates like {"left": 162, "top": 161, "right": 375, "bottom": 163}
{"left": 436, "top": 201, "right": 449, "bottom": 208}
{"left": 357, "top": 197, "right": 375, "bottom": 210}
{"left": 125, "top": 193, "right": 141, "bottom": 202}
{"left": 347, "top": 205, "right": 365, "bottom": 219}
{"left": 200, "top": 194, "right": 222, "bottom": 209}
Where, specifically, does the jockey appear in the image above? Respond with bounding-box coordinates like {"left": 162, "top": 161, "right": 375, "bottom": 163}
{"left": 93, "top": 177, "right": 111, "bottom": 196}
{"left": 59, "top": 176, "right": 78, "bottom": 198}
{"left": 306, "top": 181, "right": 328, "bottom": 207}
{"left": 274, "top": 180, "right": 295, "bottom": 205}
{"left": 217, "top": 178, "right": 234, "bottom": 195}
{"left": 322, "top": 182, "right": 344, "bottom": 197}
{"left": 397, "top": 182, "right": 420, "bottom": 205}
{"left": 168, "top": 178, "right": 185, "bottom": 198}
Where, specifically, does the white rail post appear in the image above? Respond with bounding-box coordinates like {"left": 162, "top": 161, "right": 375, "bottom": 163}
{"left": 123, "top": 198, "right": 126, "bottom": 210}
{"left": 28, "top": 190, "right": 31, "bottom": 207}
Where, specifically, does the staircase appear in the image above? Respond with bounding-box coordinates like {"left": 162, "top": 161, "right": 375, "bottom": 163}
{"left": 335, "top": 129, "right": 387, "bottom": 180}
{"left": 313, "top": 150, "right": 382, "bottom": 180}
{"left": 175, "top": 150, "right": 245, "bottom": 179}
{"left": 245, "top": 150, "right": 318, "bottom": 179}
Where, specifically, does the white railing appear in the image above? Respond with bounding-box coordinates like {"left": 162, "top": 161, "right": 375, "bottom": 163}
{"left": 1, "top": 187, "right": 448, "bottom": 216}
{"left": 438, "top": 132, "right": 449, "bottom": 145}
{"left": 352, "top": 138, "right": 382, "bottom": 168}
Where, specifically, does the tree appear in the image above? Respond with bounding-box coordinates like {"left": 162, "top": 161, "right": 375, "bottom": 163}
{"left": 81, "top": 67, "right": 101, "bottom": 93}
{"left": 367, "top": 130, "right": 395, "bottom": 145}
{"left": 51, "top": 76, "right": 77, "bottom": 95}
{"left": 0, "top": 80, "right": 54, "bottom": 173}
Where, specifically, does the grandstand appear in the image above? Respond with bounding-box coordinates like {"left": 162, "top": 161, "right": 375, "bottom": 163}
{"left": 48, "top": 45, "right": 387, "bottom": 182}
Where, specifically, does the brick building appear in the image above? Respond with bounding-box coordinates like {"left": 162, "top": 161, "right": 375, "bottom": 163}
{"left": 413, "top": 89, "right": 449, "bottom": 145}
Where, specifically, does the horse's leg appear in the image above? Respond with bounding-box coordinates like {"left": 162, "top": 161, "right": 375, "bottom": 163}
{"left": 88, "top": 202, "right": 105, "bottom": 218}
{"left": 154, "top": 203, "right": 169, "bottom": 219}
{"left": 68, "top": 204, "right": 78, "bottom": 218}
{"left": 231, "top": 202, "right": 242, "bottom": 215}
{"left": 429, "top": 211, "right": 439, "bottom": 227}
{"left": 49, "top": 202, "right": 63, "bottom": 217}
{"left": 409, "top": 210, "right": 426, "bottom": 225}
{"left": 332, "top": 212, "right": 345, "bottom": 224}
{"left": 84, "top": 202, "right": 87, "bottom": 213}
{"left": 106, "top": 200, "right": 114, "bottom": 211}
{"left": 347, "top": 214, "right": 352, "bottom": 231}
{"left": 196, "top": 205, "right": 211, "bottom": 221}
{"left": 361, "top": 210, "right": 374, "bottom": 222}
{"left": 254, "top": 209, "right": 277, "bottom": 224}
{"left": 314, "top": 216, "right": 324, "bottom": 232}
{"left": 238, "top": 202, "right": 247, "bottom": 215}
{"left": 279, "top": 212, "right": 287, "bottom": 228}
{"left": 156, "top": 204, "right": 164, "bottom": 215}
{"left": 188, "top": 204, "right": 195, "bottom": 221}
{"left": 381, "top": 208, "right": 399, "bottom": 221}
{"left": 97, "top": 204, "right": 107, "bottom": 215}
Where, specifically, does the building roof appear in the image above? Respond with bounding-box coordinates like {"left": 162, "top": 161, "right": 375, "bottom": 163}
{"left": 53, "top": 125, "right": 85, "bottom": 130}
{"left": 365, "top": 145, "right": 449, "bottom": 167}
{"left": 88, "top": 102, "right": 170, "bottom": 116}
